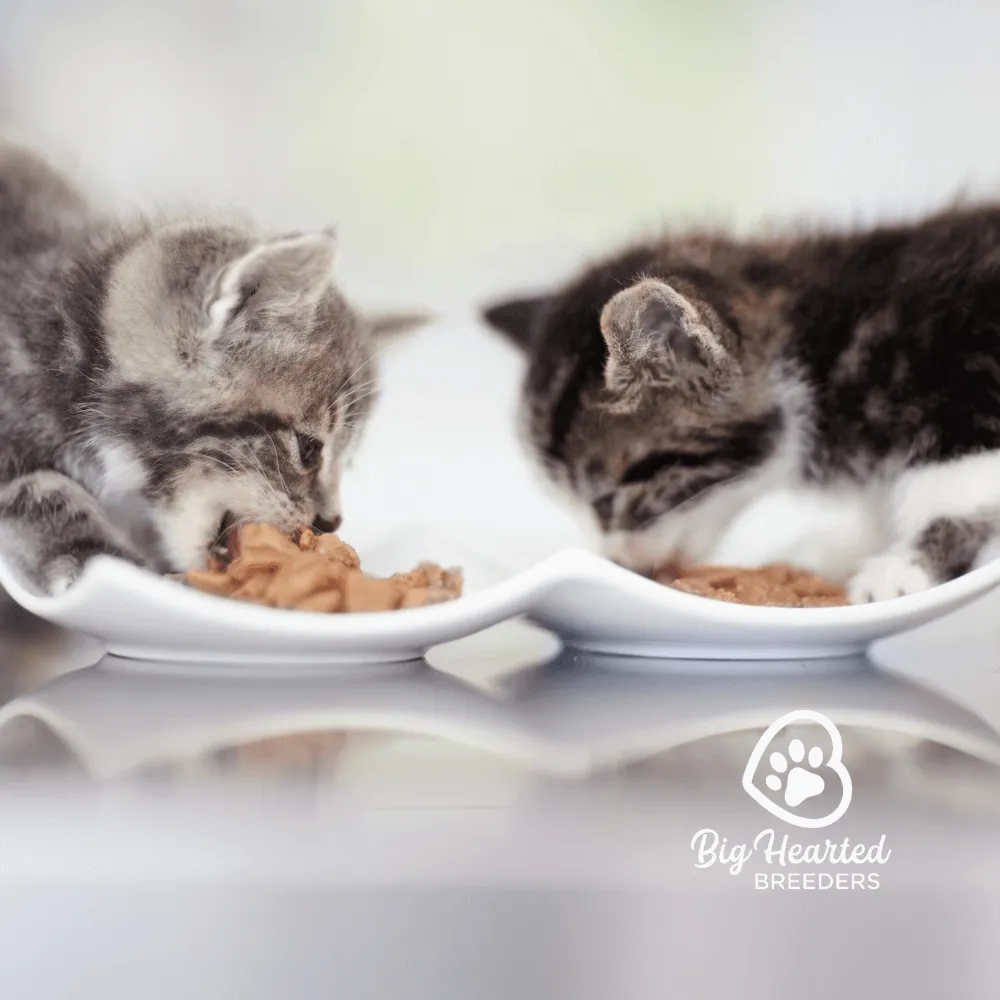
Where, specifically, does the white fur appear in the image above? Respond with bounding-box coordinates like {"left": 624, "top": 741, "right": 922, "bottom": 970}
{"left": 60, "top": 438, "right": 147, "bottom": 509}
{"left": 152, "top": 464, "right": 307, "bottom": 571}
{"left": 318, "top": 442, "right": 343, "bottom": 525}
{"left": 710, "top": 481, "right": 886, "bottom": 584}
{"left": 154, "top": 481, "right": 238, "bottom": 571}
{"left": 605, "top": 470, "right": 782, "bottom": 571}
{"left": 1, "top": 337, "right": 36, "bottom": 375}
{"left": 890, "top": 450, "right": 1000, "bottom": 536}
{"left": 842, "top": 450, "right": 1000, "bottom": 602}
{"left": 96, "top": 440, "right": 147, "bottom": 501}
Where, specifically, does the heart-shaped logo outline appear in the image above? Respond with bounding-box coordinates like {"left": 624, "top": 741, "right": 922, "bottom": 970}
{"left": 741, "top": 709, "right": 853, "bottom": 829}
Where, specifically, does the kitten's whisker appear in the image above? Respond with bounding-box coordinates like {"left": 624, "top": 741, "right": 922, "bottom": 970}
{"left": 340, "top": 373, "right": 380, "bottom": 395}
{"left": 337, "top": 377, "right": 381, "bottom": 408}
{"left": 338, "top": 390, "right": 379, "bottom": 413}
{"left": 336, "top": 346, "right": 391, "bottom": 397}
{"left": 181, "top": 446, "right": 280, "bottom": 508}
{"left": 241, "top": 444, "right": 289, "bottom": 508}
{"left": 248, "top": 423, "right": 290, "bottom": 497}
{"left": 190, "top": 446, "right": 255, "bottom": 481}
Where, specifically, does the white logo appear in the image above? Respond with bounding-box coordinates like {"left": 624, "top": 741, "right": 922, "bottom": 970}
{"left": 742, "top": 710, "right": 852, "bottom": 829}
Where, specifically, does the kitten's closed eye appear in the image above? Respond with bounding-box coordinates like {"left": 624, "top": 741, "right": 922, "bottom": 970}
{"left": 620, "top": 450, "right": 705, "bottom": 484}
{"left": 296, "top": 433, "right": 323, "bottom": 470}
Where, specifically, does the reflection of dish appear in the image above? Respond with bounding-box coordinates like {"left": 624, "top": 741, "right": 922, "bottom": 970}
{"left": 0, "top": 658, "right": 564, "bottom": 780}
{"left": 497, "top": 650, "right": 1000, "bottom": 774}
{"left": 2, "top": 649, "right": 999, "bottom": 781}
{"left": 1, "top": 548, "right": 999, "bottom": 665}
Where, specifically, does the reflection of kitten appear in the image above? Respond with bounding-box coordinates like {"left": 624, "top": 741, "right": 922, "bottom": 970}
{"left": 0, "top": 138, "right": 407, "bottom": 593}
{"left": 484, "top": 211, "right": 1000, "bottom": 602}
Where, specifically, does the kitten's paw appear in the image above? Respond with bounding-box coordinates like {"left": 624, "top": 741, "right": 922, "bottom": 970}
{"left": 42, "top": 555, "right": 85, "bottom": 596}
{"left": 41, "top": 545, "right": 134, "bottom": 595}
{"left": 848, "top": 554, "right": 934, "bottom": 604}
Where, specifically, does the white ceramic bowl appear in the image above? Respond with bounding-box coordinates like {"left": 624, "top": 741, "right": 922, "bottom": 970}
{"left": 1, "top": 548, "right": 999, "bottom": 667}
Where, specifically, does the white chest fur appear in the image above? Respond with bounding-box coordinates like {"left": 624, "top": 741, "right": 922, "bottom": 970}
{"left": 95, "top": 440, "right": 148, "bottom": 501}
{"left": 708, "top": 482, "right": 887, "bottom": 584}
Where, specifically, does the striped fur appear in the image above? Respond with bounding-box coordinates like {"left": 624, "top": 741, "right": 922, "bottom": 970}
{"left": 0, "top": 138, "right": 384, "bottom": 592}
{"left": 484, "top": 214, "right": 1000, "bottom": 601}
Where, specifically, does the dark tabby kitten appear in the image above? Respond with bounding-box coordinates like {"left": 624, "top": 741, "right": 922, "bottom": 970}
{"left": 0, "top": 137, "right": 403, "bottom": 594}
{"left": 484, "top": 209, "right": 1000, "bottom": 603}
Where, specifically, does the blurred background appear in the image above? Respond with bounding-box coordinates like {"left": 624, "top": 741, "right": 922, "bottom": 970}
{"left": 4, "top": 0, "right": 1000, "bottom": 581}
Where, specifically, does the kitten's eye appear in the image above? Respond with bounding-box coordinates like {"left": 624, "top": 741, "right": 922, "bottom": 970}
{"left": 296, "top": 433, "right": 323, "bottom": 470}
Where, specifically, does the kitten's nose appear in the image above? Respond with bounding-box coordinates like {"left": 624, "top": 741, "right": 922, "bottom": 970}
{"left": 312, "top": 514, "right": 342, "bottom": 534}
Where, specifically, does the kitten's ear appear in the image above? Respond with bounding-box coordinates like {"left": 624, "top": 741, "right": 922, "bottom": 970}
{"left": 481, "top": 295, "right": 548, "bottom": 350}
{"left": 368, "top": 310, "right": 433, "bottom": 339}
{"left": 206, "top": 230, "right": 337, "bottom": 333}
{"left": 599, "top": 278, "right": 741, "bottom": 412}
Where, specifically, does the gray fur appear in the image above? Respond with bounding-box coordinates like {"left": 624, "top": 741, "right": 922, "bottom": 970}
{"left": 916, "top": 517, "right": 994, "bottom": 582}
{"left": 0, "top": 138, "right": 389, "bottom": 593}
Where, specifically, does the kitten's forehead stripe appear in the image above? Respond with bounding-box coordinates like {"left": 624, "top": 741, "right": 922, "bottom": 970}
{"left": 620, "top": 450, "right": 709, "bottom": 483}
{"left": 190, "top": 411, "right": 291, "bottom": 441}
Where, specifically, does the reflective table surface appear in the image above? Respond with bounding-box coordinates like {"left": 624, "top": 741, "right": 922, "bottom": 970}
{"left": 1, "top": 586, "right": 1000, "bottom": 999}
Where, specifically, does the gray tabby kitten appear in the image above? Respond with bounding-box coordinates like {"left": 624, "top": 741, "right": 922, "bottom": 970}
{"left": 483, "top": 212, "right": 1000, "bottom": 603}
{"left": 0, "top": 138, "right": 396, "bottom": 593}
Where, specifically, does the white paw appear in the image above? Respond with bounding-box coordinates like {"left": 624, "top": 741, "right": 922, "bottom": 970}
{"left": 848, "top": 553, "right": 933, "bottom": 604}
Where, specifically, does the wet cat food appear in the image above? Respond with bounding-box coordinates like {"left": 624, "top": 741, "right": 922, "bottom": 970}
{"left": 182, "top": 523, "right": 463, "bottom": 612}
{"left": 654, "top": 563, "right": 848, "bottom": 608}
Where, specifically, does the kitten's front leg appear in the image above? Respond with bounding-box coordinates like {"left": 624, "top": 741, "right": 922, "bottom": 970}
{"left": 847, "top": 457, "right": 1000, "bottom": 603}
{"left": 0, "top": 471, "right": 142, "bottom": 594}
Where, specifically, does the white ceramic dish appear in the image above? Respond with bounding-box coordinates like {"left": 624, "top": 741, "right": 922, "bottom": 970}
{"left": 2, "top": 547, "right": 1000, "bottom": 666}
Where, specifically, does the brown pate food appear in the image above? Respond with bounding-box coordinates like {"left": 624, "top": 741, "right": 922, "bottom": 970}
{"left": 176, "top": 523, "right": 843, "bottom": 611}
{"left": 180, "top": 523, "right": 463, "bottom": 613}
{"left": 654, "top": 562, "right": 848, "bottom": 608}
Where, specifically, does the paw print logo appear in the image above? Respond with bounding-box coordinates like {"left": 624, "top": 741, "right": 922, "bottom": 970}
{"left": 742, "top": 710, "right": 852, "bottom": 828}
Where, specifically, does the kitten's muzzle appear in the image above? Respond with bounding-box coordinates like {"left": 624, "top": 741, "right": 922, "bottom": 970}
{"left": 603, "top": 530, "right": 682, "bottom": 576}
{"left": 312, "top": 513, "right": 342, "bottom": 534}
